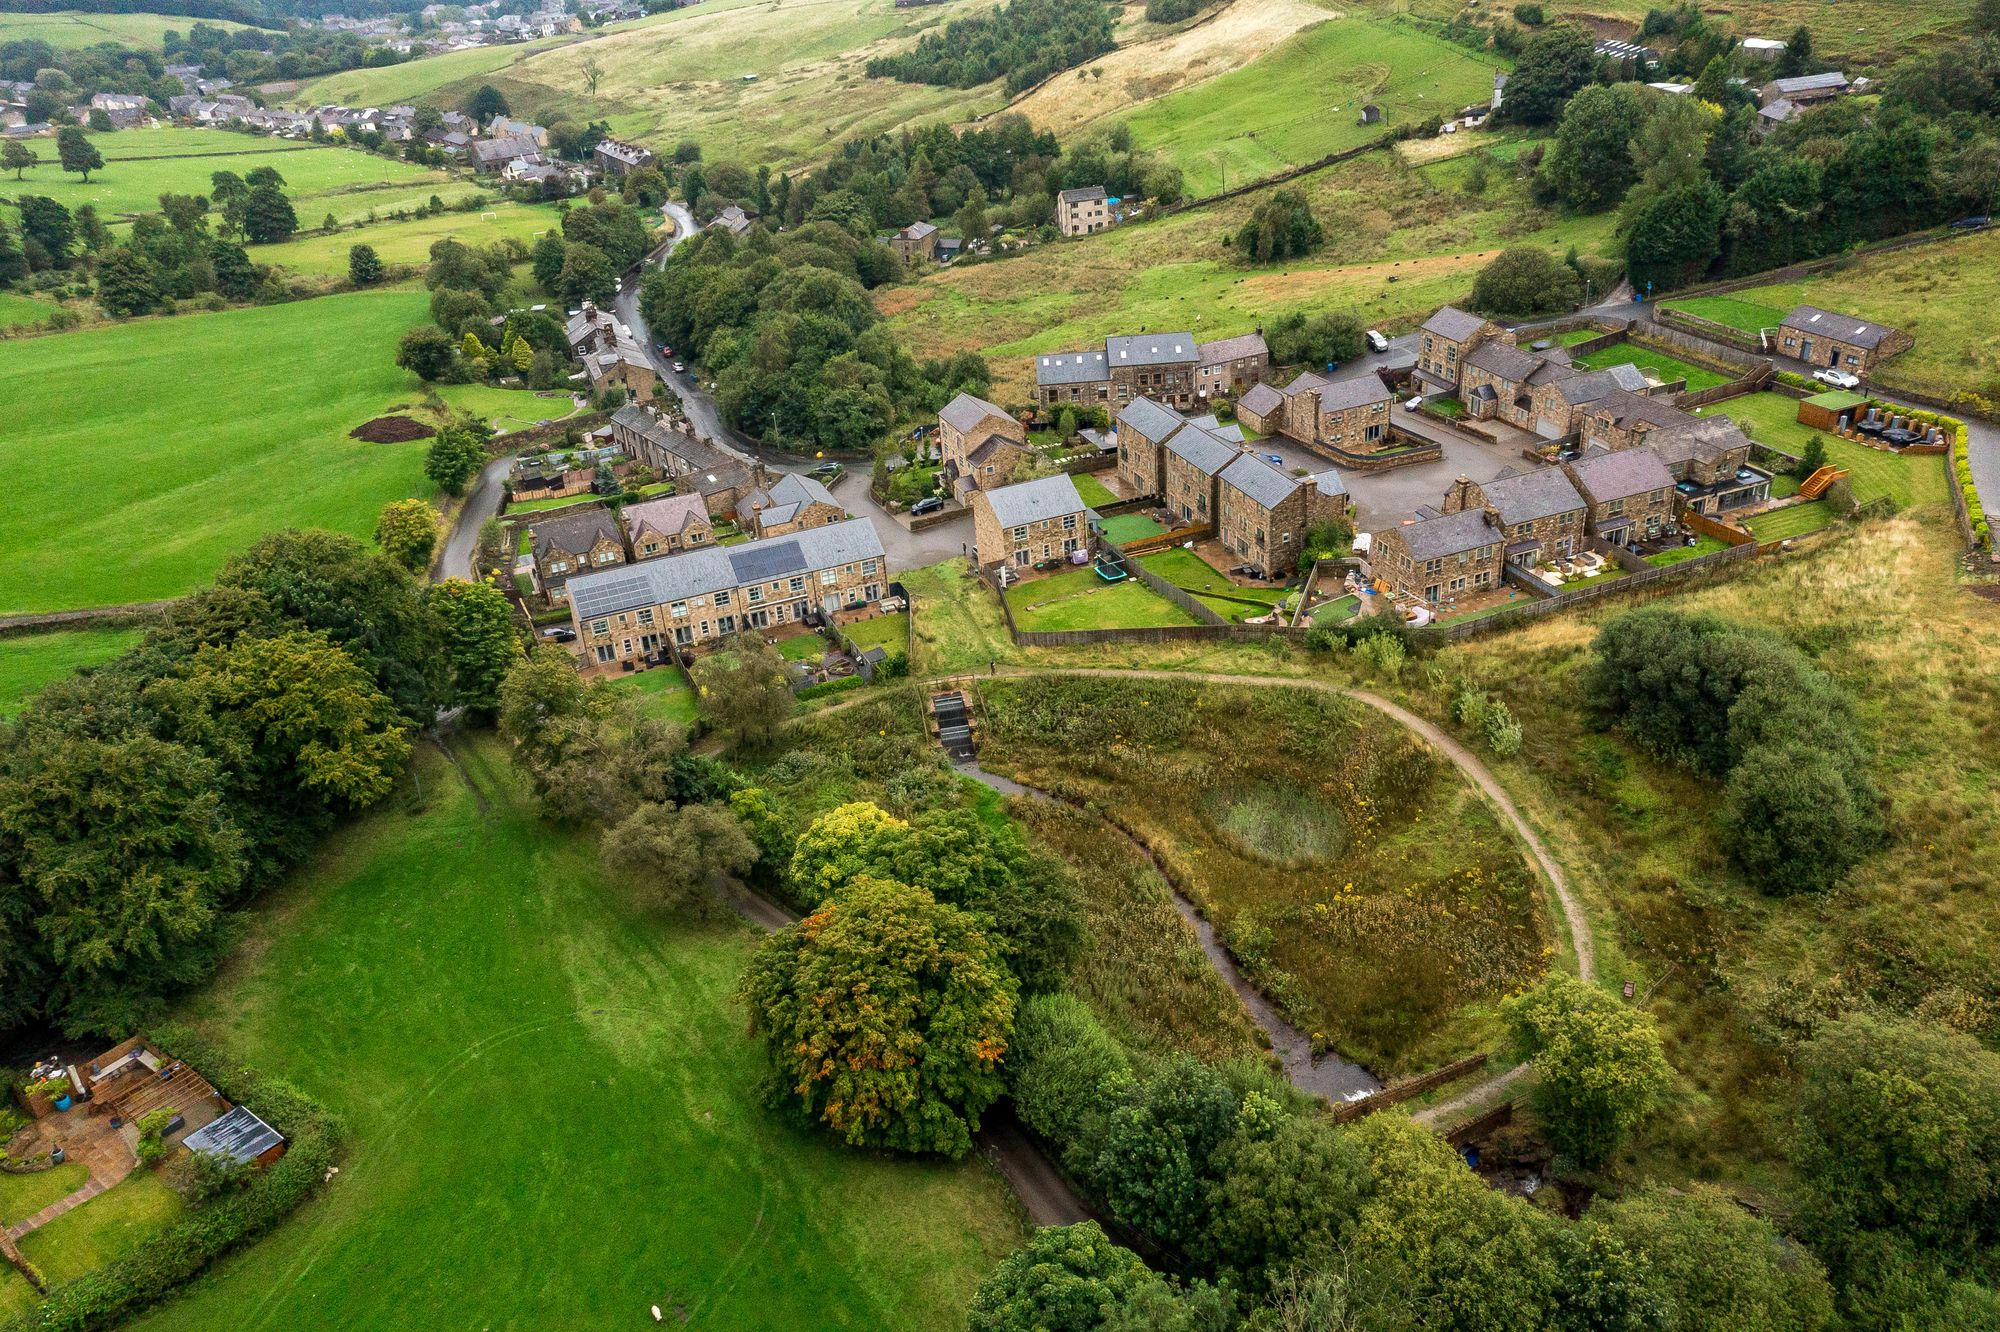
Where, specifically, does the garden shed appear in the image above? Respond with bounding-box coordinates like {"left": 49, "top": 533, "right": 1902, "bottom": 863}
{"left": 1797, "top": 389, "right": 1869, "bottom": 432}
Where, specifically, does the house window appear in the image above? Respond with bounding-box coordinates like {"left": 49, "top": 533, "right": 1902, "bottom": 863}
{"left": 861, "top": 559, "right": 878, "bottom": 576}
{"left": 595, "top": 645, "right": 615, "bottom": 663}
{"left": 1449, "top": 576, "right": 1466, "bottom": 593}
{"left": 1014, "top": 550, "right": 1029, "bottom": 565}
{"left": 551, "top": 560, "right": 569, "bottom": 574}
{"left": 1061, "top": 514, "right": 1077, "bottom": 530}
{"left": 715, "top": 589, "right": 731, "bottom": 607}
{"left": 637, "top": 609, "right": 655, "bottom": 626}
{"left": 747, "top": 587, "right": 763, "bottom": 603}
{"left": 670, "top": 601, "right": 688, "bottom": 618}
{"left": 865, "top": 584, "right": 880, "bottom": 600}
{"left": 718, "top": 614, "right": 736, "bottom": 633}
{"left": 788, "top": 576, "right": 805, "bottom": 593}
{"left": 1475, "top": 570, "right": 1492, "bottom": 586}
{"left": 821, "top": 569, "right": 838, "bottom": 587}
{"left": 674, "top": 626, "right": 692, "bottom": 645}
{"left": 1012, "top": 525, "right": 1027, "bottom": 540}
{"left": 590, "top": 619, "right": 610, "bottom": 636}
{"left": 1423, "top": 558, "right": 1443, "bottom": 576}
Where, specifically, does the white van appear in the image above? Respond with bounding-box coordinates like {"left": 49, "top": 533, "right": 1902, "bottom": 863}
{"left": 1365, "top": 330, "right": 1390, "bottom": 353}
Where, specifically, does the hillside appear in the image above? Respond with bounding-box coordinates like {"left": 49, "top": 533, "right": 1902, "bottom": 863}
{"left": 0, "top": 9, "right": 258, "bottom": 49}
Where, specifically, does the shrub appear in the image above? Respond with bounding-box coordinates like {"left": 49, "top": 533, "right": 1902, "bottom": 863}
{"left": 1008, "top": 993, "right": 1132, "bottom": 1146}
{"left": 795, "top": 674, "right": 865, "bottom": 701}
{"left": 1470, "top": 247, "right": 1584, "bottom": 318}
{"left": 1351, "top": 632, "right": 1405, "bottom": 679}
{"left": 1722, "top": 742, "right": 1882, "bottom": 895}
{"left": 1484, "top": 699, "right": 1523, "bottom": 757}
{"left": 1503, "top": 973, "right": 1671, "bottom": 1167}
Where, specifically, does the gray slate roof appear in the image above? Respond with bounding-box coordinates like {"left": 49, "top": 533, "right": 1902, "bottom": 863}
{"left": 182, "top": 1105, "right": 284, "bottom": 1166}
{"left": 1421, "top": 306, "right": 1489, "bottom": 343}
{"left": 621, "top": 492, "right": 708, "bottom": 541}
{"left": 1059, "top": 185, "right": 1106, "bottom": 205}
{"left": 1116, "top": 396, "right": 1186, "bottom": 444}
{"left": 1464, "top": 340, "right": 1543, "bottom": 382}
{"left": 901, "top": 220, "right": 937, "bottom": 240}
{"left": 1652, "top": 414, "right": 1753, "bottom": 466}
{"left": 1781, "top": 305, "right": 1899, "bottom": 350}
{"left": 769, "top": 471, "right": 838, "bottom": 510}
{"left": 569, "top": 517, "right": 883, "bottom": 619}
{"left": 1565, "top": 446, "right": 1674, "bottom": 502}
{"left": 1590, "top": 388, "right": 1693, "bottom": 431}
{"left": 940, "top": 391, "right": 1013, "bottom": 433}
{"left": 982, "top": 473, "right": 1087, "bottom": 528}
{"left": 1478, "top": 467, "right": 1585, "bottom": 525}
{"left": 1311, "top": 468, "right": 1347, "bottom": 498}
{"left": 1554, "top": 364, "right": 1650, "bottom": 405}
{"left": 1037, "top": 349, "right": 1108, "bottom": 386}
{"left": 1198, "top": 331, "right": 1268, "bottom": 365}
{"left": 1308, "top": 375, "right": 1392, "bottom": 413}
{"left": 1108, "top": 333, "right": 1198, "bottom": 367}
{"left": 1768, "top": 72, "right": 1848, "bottom": 96}
{"left": 1237, "top": 382, "right": 1284, "bottom": 418}
{"left": 1218, "top": 453, "right": 1301, "bottom": 510}
{"left": 1393, "top": 508, "right": 1504, "bottom": 559}
{"left": 1162, "top": 422, "right": 1238, "bottom": 476}
{"left": 532, "top": 509, "right": 621, "bottom": 560}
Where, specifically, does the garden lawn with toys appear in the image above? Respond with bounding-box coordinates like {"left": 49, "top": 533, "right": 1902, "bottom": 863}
{"left": 126, "top": 733, "right": 1024, "bottom": 1332}
{"left": 0, "top": 628, "right": 146, "bottom": 718}
{"left": 1699, "top": 393, "right": 1947, "bottom": 509}
{"left": 1004, "top": 565, "right": 1202, "bottom": 633}
{"left": 0, "top": 288, "right": 435, "bottom": 615}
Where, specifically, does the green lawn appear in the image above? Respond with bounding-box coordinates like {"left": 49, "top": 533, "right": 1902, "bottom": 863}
{"left": 0, "top": 628, "right": 146, "bottom": 718}
{"left": 1137, "top": 547, "right": 1287, "bottom": 623}
{"left": 1743, "top": 501, "right": 1837, "bottom": 541}
{"left": 254, "top": 202, "right": 571, "bottom": 278}
{"left": 0, "top": 290, "right": 60, "bottom": 329}
{"left": 1098, "top": 513, "right": 1167, "bottom": 545}
{"left": 1553, "top": 327, "right": 1605, "bottom": 346}
{"left": 778, "top": 631, "right": 833, "bottom": 662}
{"left": 1769, "top": 472, "right": 1802, "bottom": 499}
{"left": 127, "top": 734, "right": 1023, "bottom": 1331}
{"left": 1646, "top": 534, "right": 1732, "bottom": 565}
{"left": 1072, "top": 472, "right": 1118, "bottom": 508}
{"left": 18, "top": 1170, "right": 184, "bottom": 1289}
{"left": 1696, "top": 393, "right": 1948, "bottom": 509}
{"left": 1312, "top": 593, "right": 1361, "bottom": 624}
{"left": 603, "top": 664, "right": 702, "bottom": 726}
{"left": 1006, "top": 566, "right": 1201, "bottom": 632}
{"left": 0, "top": 10, "right": 251, "bottom": 48}
{"left": 0, "top": 288, "right": 435, "bottom": 614}
{"left": 1120, "top": 17, "right": 1507, "bottom": 197}
{"left": 0, "top": 1163, "right": 90, "bottom": 1225}
{"left": 1660, "top": 295, "right": 1789, "bottom": 336}
{"left": 842, "top": 612, "right": 909, "bottom": 655}
{"left": 433, "top": 384, "right": 578, "bottom": 430}
{"left": 1571, "top": 343, "right": 1731, "bottom": 392}
{"left": 505, "top": 493, "right": 603, "bottom": 516}
{"left": 903, "top": 559, "right": 1023, "bottom": 676}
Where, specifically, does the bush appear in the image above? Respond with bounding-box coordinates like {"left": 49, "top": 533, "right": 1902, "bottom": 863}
{"left": 1470, "top": 247, "right": 1583, "bottom": 318}
{"left": 1008, "top": 993, "right": 1132, "bottom": 1147}
{"left": 1503, "top": 973, "right": 1670, "bottom": 1167}
{"left": 1144, "top": 0, "right": 1204, "bottom": 19}
{"left": 795, "top": 674, "right": 865, "bottom": 701}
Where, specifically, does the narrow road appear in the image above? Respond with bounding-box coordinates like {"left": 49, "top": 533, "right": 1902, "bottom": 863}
{"left": 435, "top": 455, "right": 513, "bottom": 583}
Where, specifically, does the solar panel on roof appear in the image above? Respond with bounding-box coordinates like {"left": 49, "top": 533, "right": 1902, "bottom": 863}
{"left": 728, "top": 540, "right": 805, "bottom": 584}
{"left": 571, "top": 574, "right": 656, "bottom": 618}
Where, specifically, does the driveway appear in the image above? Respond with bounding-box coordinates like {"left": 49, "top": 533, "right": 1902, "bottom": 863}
{"left": 435, "top": 455, "right": 512, "bottom": 583}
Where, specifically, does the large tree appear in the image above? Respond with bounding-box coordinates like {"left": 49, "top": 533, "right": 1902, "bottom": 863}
{"left": 1469, "top": 247, "right": 1583, "bottom": 318}
{"left": 56, "top": 127, "right": 103, "bottom": 183}
{"left": 427, "top": 578, "right": 521, "bottom": 718}
{"left": 1542, "top": 84, "right": 1646, "bottom": 212}
{"left": 1084, "top": 1055, "right": 1239, "bottom": 1253}
{"left": 95, "top": 245, "right": 169, "bottom": 317}
{"left": 555, "top": 241, "right": 616, "bottom": 306}
{"left": 600, "top": 801, "right": 758, "bottom": 914}
{"left": 737, "top": 875, "right": 1017, "bottom": 1156}
{"left": 966, "top": 1223, "right": 1179, "bottom": 1332}
{"left": 373, "top": 498, "right": 441, "bottom": 574}
{"left": 424, "top": 420, "right": 489, "bottom": 497}
{"left": 397, "top": 324, "right": 458, "bottom": 381}
{"left": 691, "top": 636, "right": 794, "bottom": 751}
{"left": 2, "top": 141, "right": 37, "bottom": 181}
{"left": 1502, "top": 972, "right": 1670, "bottom": 1167}
{"left": 1503, "top": 22, "right": 1599, "bottom": 124}
{"left": 349, "top": 242, "right": 384, "bottom": 287}
{"left": 1594, "top": 1186, "right": 1835, "bottom": 1329}
{"left": 241, "top": 183, "right": 298, "bottom": 244}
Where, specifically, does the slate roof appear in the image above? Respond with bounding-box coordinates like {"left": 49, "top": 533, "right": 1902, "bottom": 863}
{"left": 769, "top": 471, "right": 838, "bottom": 511}
{"left": 1058, "top": 185, "right": 1107, "bottom": 205}
{"left": 1553, "top": 364, "right": 1650, "bottom": 405}
{"left": 1311, "top": 467, "right": 1347, "bottom": 498}
{"left": 982, "top": 474, "right": 1087, "bottom": 528}
{"left": 1464, "top": 340, "right": 1544, "bottom": 383}
{"left": 1198, "top": 331, "right": 1268, "bottom": 366}
{"left": 1392, "top": 508, "right": 1504, "bottom": 559}
{"left": 1478, "top": 467, "right": 1586, "bottom": 525}
{"left": 1036, "top": 349, "right": 1109, "bottom": 387}
{"left": 1116, "top": 396, "right": 1186, "bottom": 444}
{"left": 1589, "top": 389, "right": 1693, "bottom": 432}
{"left": 621, "top": 493, "right": 708, "bottom": 542}
{"left": 1421, "top": 306, "right": 1489, "bottom": 343}
{"left": 1309, "top": 375, "right": 1393, "bottom": 413}
{"left": 1565, "top": 446, "right": 1674, "bottom": 503}
{"left": 1781, "top": 305, "right": 1899, "bottom": 350}
{"left": 568, "top": 517, "right": 883, "bottom": 619}
{"left": 531, "top": 509, "right": 621, "bottom": 560}
{"left": 1162, "top": 422, "right": 1238, "bottom": 476}
{"left": 940, "top": 391, "right": 1014, "bottom": 434}
{"left": 1237, "top": 382, "right": 1284, "bottom": 418}
{"left": 1651, "top": 414, "right": 1753, "bottom": 466}
{"left": 900, "top": 220, "right": 937, "bottom": 240}
{"left": 1107, "top": 333, "right": 1198, "bottom": 368}
{"left": 471, "top": 133, "right": 539, "bottom": 165}
{"left": 1758, "top": 98, "right": 1797, "bottom": 124}
{"left": 1767, "top": 72, "right": 1848, "bottom": 96}
{"left": 1219, "top": 453, "right": 1301, "bottom": 510}
{"left": 182, "top": 1105, "right": 284, "bottom": 1166}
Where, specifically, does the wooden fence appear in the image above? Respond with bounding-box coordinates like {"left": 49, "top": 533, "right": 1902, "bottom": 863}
{"left": 1122, "top": 548, "right": 1230, "bottom": 627}
{"left": 1428, "top": 541, "right": 1759, "bottom": 640}
{"left": 1675, "top": 364, "right": 1774, "bottom": 410}
{"left": 1331, "top": 1053, "right": 1490, "bottom": 1124}
{"left": 1116, "top": 522, "right": 1213, "bottom": 556}
{"left": 1683, "top": 509, "right": 1756, "bottom": 546}
{"left": 1445, "top": 1100, "right": 1514, "bottom": 1147}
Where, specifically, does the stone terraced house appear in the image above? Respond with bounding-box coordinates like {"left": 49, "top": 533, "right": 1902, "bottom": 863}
{"left": 1440, "top": 468, "right": 1587, "bottom": 567}
{"left": 1372, "top": 508, "right": 1504, "bottom": 606}
{"left": 531, "top": 509, "right": 627, "bottom": 603}
{"left": 621, "top": 493, "right": 714, "bottom": 560}
{"left": 1215, "top": 455, "right": 1349, "bottom": 578}
{"left": 1562, "top": 446, "right": 1677, "bottom": 544}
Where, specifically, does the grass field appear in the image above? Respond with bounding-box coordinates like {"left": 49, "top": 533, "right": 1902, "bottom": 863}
{"left": 1698, "top": 393, "right": 1948, "bottom": 509}
{"left": 603, "top": 663, "right": 701, "bottom": 725}
{"left": 884, "top": 148, "right": 1618, "bottom": 399}
{"left": 1742, "top": 501, "right": 1836, "bottom": 541}
{"left": 1519, "top": 0, "right": 1977, "bottom": 63}
{"left": 121, "top": 733, "right": 1021, "bottom": 1332}
{"left": 0, "top": 290, "right": 61, "bottom": 329}
{"left": 1006, "top": 565, "right": 1199, "bottom": 631}
{"left": 433, "top": 383, "right": 579, "bottom": 429}
{"left": 1572, "top": 343, "right": 1730, "bottom": 392}
{"left": 0, "top": 288, "right": 435, "bottom": 614}
{"left": 1120, "top": 17, "right": 1507, "bottom": 197}
{"left": 842, "top": 610, "right": 909, "bottom": 655}
{"left": 902, "top": 559, "right": 1023, "bottom": 675}
{"left": 254, "top": 201, "right": 570, "bottom": 277}
{"left": 1659, "top": 294, "right": 1789, "bottom": 336}
{"left": 0, "top": 129, "right": 454, "bottom": 229}
{"left": 1137, "top": 547, "right": 1287, "bottom": 622}
{"left": 1718, "top": 230, "right": 2000, "bottom": 401}
{"left": 0, "top": 628, "right": 146, "bottom": 718}
{"left": 1072, "top": 472, "right": 1118, "bottom": 507}
{"left": 19, "top": 1171, "right": 184, "bottom": 1290}
{"left": 0, "top": 10, "right": 252, "bottom": 48}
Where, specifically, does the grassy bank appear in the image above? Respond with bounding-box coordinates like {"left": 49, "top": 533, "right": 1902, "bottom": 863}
{"left": 0, "top": 627, "right": 147, "bottom": 717}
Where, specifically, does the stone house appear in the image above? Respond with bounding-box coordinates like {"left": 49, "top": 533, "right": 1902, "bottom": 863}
{"left": 1108, "top": 333, "right": 1199, "bottom": 409}
{"left": 1579, "top": 388, "right": 1702, "bottom": 452}
{"left": 487, "top": 115, "right": 549, "bottom": 146}
{"left": 890, "top": 220, "right": 939, "bottom": 265}
{"left": 1648, "top": 417, "right": 1770, "bottom": 517}
{"left": 1239, "top": 372, "right": 1393, "bottom": 456}
{"left": 1216, "top": 455, "right": 1349, "bottom": 578}
{"left": 88, "top": 92, "right": 149, "bottom": 127}
{"left": 1440, "top": 468, "right": 1587, "bottom": 567}
{"left": 1160, "top": 418, "right": 1239, "bottom": 525}
{"left": 972, "top": 474, "right": 1090, "bottom": 570}
{"left": 709, "top": 204, "right": 756, "bottom": 237}
{"left": 1776, "top": 305, "right": 1912, "bottom": 375}
{"left": 1195, "top": 332, "right": 1270, "bottom": 400}
{"left": 1234, "top": 382, "right": 1286, "bottom": 436}
{"left": 745, "top": 472, "right": 844, "bottom": 538}
{"left": 531, "top": 509, "right": 627, "bottom": 602}
{"left": 470, "top": 133, "right": 542, "bottom": 172}
{"left": 1056, "top": 185, "right": 1111, "bottom": 238}
{"left": 608, "top": 405, "right": 761, "bottom": 517}
{"left": 1113, "top": 396, "right": 1189, "bottom": 498}
{"left": 1759, "top": 71, "right": 1850, "bottom": 108}
{"left": 939, "top": 392, "right": 1031, "bottom": 498}
{"left": 1372, "top": 508, "right": 1505, "bottom": 606}
{"left": 1562, "top": 446, "right": 1677, "bottom": 544}
{"left": 621, "top": 492, "right": 714, "bottom": 559}
{"left": 1034, "top": 348, "right": 1112, "bottom": 409}
{"left": 593, "top": 137, "right": 654, "bottom": 176}
{"left": 568, "top": 518, "right": 886, "bottom": 660}
{"left": 1414, "top": 306, "right": 1503, "bottom": 395}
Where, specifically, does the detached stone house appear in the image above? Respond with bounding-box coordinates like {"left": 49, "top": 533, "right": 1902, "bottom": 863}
{"left": 709, "top": 205, "right": 756, "bottom": 237}
{"left": 1239, "top": 372, "right": 1394, "bottom": 457}
{"left": 531, "top": 509, "right": 627, "bottom": 602}
{"left": 1216, "top": 455, "right": 1349, "bottom": 578}
{"left": 622, "top": 493, "right": 714, "bottom": 559}
{"left": 1160, "top": 418, "right": 1239, "bottom": 525}
{"left": 470, "top": 133, "right": 542, "bottom": 173}
{"left": 1649, "top": 417, "right": 1769, "bottom": 517}
{"left": 1372, "top": 508, "right": 1505, "bottom": 606}
{"left": 1776, "top": 305, "right": 1911, "bottom": 376}
{"left": 1414, "top": 306, "right": 1503, "bottom": 395}
{"left": 972, "top": 474, "right": 1091, "bottom": 570}
{"left": 1195, "top": 332, "right": 1270, "bottom": 399}
{"left": 745, "top": 472, "right": 844, "bottom": 538}
{"left": 891, "top": 220, "right": 939, "bottom": 265}
{"left": 1056, "top": 186, "right": 1111, "bottom": 238}
{"left": 568, "top": 518, "right": 886, "bottom": 661}
{"left": 1563, "top": 446, "right": 1677, "bottom": 544}
{"left": 1234, "top": 382, "right": 1286, "bottom": 436}
{"left": 1440, "top": 468, "right": 1586, "bottom": 567}
{"left": 939, "top": 392, "right": 1032, "bottom": 498}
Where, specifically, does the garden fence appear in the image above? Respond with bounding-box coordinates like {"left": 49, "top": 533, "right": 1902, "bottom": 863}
{"left": 1121, "top": 549, "right": 1230, "bottom": 627}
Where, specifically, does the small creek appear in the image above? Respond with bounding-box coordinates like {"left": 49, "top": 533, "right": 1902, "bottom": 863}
{"left": 953, "top": 761, "right": 1382, "bottom": 1102}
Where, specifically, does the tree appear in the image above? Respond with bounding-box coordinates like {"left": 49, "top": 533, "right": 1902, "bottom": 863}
{"left": 967, "top": 1223, "right": 1178, "bottom": 1332}
{"left": 1209, "top": 1112, "right": 1371, "bottom": 1286}
{"left": 1775, "top": 24, "right": 1814, "bottom": 79}
{"left": 424, "top": 421, "right": 488, "bottom": 496}
{"left": 1502, "top": 972, "right": 1670, "bottom": 1167}
{"left": 1085, "top": 1056, "right": 1239, "bottom": 1252}
{"left": 1008, "top": 992, "right": 1131, "bottom": 1145}
{"left": 1235, "top": 188, "right": 1324, "bottom": 262}
{"left": 245, "top": 166, "right": 286, "bottom": 190}
{"left": 1595, "top": 1186, "right": 1835, "bottom": 1329}
{"left": 1470, "top": 247, "right": 1584, "bottom": 318}
{"left": 1624, "top": 176, "right": 1725, "bottom": 293}
{"left": 2, "top": 141, "right": 37, "bottom": 182}
{"left": 738, "top": 876, "right": 1017, "bottom": 1156}
{"left": 556, "top": 241, "right": 616, "bottom": 306}
{"left": 373, "top": 498, "right": 441, "bottom": 574}
{"left": 95, "top": 245, "right": 169, "bottom": 317}
{"left": 580, "top": 52, "right": 604, "bottom": 96}
{"left": 17, "top": 196, "right": 73, "bottom": 266}
{"left": 241, "top": 183, "right": 298, "bottom": 244}
{"left": 601, "top": 801, "right": 758, "bottom": 914}
{"left": 531, "top": 231, "right": 567, "bottom": 293}
{"left": 787, "top": 800, "right": 912, "bottom": 902}
{"left": 56, "top": 127, "right": 103, "bottom": 183}
{"left": 428, "top": 578, "right": 521, "bottom": 718}
{"left": 0, "top": 219, "right": 21, "bottom": 288}
{"left": 691, "top": 636, "right": 794, "bottom": 750}
{"left": 348, "top": 242, "right": 384, "bottom": 286}
{"left": 1503, "top": 22, "right": 1598, "bottom": 124}
{"left": 1722, "top": 742, "right": 1880, "bottom": 895}
{"left": 1542, "top": 84, "right": 1646, "bottom": 212}
{"left": 466, "top": 84, "right": 509, "bottom": 121}
{"left": 397, "top": 325, "right": 458, "bottom": 381}
{"left": 954, "top": 184, "right": 989, "bottom": 248}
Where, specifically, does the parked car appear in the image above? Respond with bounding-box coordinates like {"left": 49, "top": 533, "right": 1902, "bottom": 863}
{"left": 1814, "top": 367, "right": 1861, "bottom": 390}
{"left": 1365, "top": 329, "right": 1390, "bottom": 353}
{"left": 1950, "top": 215, "right": 1992, "bottom": 229}
{"left": 672, "top": 361, "right": 685, "bottom": 373}
{"left": 809, "top": 462, "right": 843, "bottom": 481}
{"left": 545, "top": 627, "right": 577, "bottom": 642}
{"left": 910, "top": 496, "right": 946, "bottom": 516}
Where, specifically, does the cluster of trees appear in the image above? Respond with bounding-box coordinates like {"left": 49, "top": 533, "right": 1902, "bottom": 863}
{"left": 1468, "top": 244, "right": 1619, "bottom": 317}
{"left": 1232, "top": 188, "right": 1321, "bottom": 262}
{"left": 1261, "top": 309, "right": 1364, "bottom": 370}
{"left": 160, "top": 17, "right": 409, "bottom": 85}
{"left": 866, "top": 0, "right": 1117, "bottom": 95}
{"left": 1143, "top": 0, "right": 1207, "bottom": 21}
{"left": 0, "top": 530, "right": 517, "bottom": 1036}
{"left": 770, "top": 116, "right": 1064, "bottom": 241}
{"left": 1587, "top": 606, "right": 1884, "bottom": 893}
{"left": 638, "top": 213, "right": 992, "bottom": 453}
